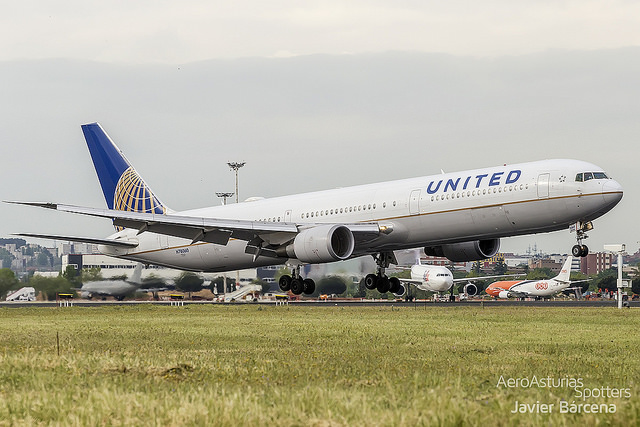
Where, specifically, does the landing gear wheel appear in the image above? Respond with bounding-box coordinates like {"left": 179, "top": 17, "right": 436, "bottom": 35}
{"left": 388, "top": 277, "right": 401, "bottom": 294}
{"left": 279, "top": 275, "right": 292, "bottom": 292}
{"left": 572, "top": 244, "right": 589, "bottom": 257}
{"left": 290, "top": 278, "right": 304, "bottom": 295}
{"left": 303, "top": 278, "right": 315, "bottom": 295}
{"left": 367, "top": 251, "right": 399, "bottom": 294}
{"left": 376, "top": 276, "right": 390, "bottom": 293}
{"left": 364, "top": 274, "right": 378, "bottom": 290}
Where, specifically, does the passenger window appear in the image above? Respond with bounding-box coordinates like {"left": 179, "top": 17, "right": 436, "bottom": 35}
{"left": 575, "top": 173, "right": 583, "bottom": 182}
{"left": 584, "top": 172, "right": 594, "bottom": 181}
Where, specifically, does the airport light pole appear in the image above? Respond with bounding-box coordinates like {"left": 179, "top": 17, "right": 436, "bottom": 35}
{"left": 227, "top": 162, "right": 246, "bottom": 203}
{"left": 215, "top": 192, "right": 234, "bottom": 302}
{"left": 604, "top": 244, "right": 626, "bottom": 309}
{"left": 215, "top": 192, "right": 234, "bottom": 206}
{"left": 227, "top": 161, "right": 246, "bottom": 293}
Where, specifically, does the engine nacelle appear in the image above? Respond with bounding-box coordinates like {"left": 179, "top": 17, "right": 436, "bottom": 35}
{"left": 286, "top": 224, "right": 355, "bottom": 263}
{"left": 463, "top": 283, "right": 478, "bottom": 296}
{"left": 498, "top": 290, "right": 511, "bottom": 299}
{"left": 424, "top": 239, "right": 500, "bottom": 262}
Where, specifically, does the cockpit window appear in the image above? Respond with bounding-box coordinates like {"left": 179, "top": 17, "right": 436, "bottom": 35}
{"left": 576, "top": 171, "right": 609, "bottom": 182}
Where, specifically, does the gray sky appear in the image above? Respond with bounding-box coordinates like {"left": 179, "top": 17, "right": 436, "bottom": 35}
{"left": 3, "top": 1, "right": 640, "bottom": 62}
{"left": 1, "top": 1, "right": 639, "bottom": 256}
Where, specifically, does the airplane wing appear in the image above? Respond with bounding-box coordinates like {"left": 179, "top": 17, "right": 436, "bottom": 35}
{"left": 13, "top": 232, "right": 138, "bottom": 248}
{"left": 7, "top": 201, "right": 381, "bottom": 248}
{"left": 397, "top": 274, "right": 522, "bottom": 287}
{"left": 453, "top": 274, "right": 522, "bottom": 283}
{"left": 560, "top": 279, "right": 591, "bottom": 285}
{"left": 397, "top": 278, "right": 422, "bottom": 285}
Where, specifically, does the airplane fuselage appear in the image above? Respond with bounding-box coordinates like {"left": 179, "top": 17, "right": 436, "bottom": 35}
{"left": 486, "top": 279, "right": 568, "bottom": 298}
{"left": 409, "top": 264, "right": 454, "bottom": 293}
{"left": 99, "top": 159, "right": 622, "bottom": 272}
{"left": 80, "top": 280, "right": 139, "bottom": 298}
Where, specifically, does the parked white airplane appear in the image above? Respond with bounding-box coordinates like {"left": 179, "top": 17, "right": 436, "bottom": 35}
{"left": 80, "top": 263, "right": 143, "bottom": 300}
{"left": 9, "top": 123, "right": 623, "bottom": 297}
{"left": 485, "top": 256, "right": 584, "bottom": 299}
{"left": 397, "top": 262, "right": 518, "bottom": 300}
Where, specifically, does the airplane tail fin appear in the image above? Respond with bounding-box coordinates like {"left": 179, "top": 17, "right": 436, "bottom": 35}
{"left": 81, "top": 123, "right": 169, "bottom": 218}
{"left": 554, "top": 256, "right": 573, "bottom": 283}
{"left": 130, "top": 263, "right": 143, "bottom": 284}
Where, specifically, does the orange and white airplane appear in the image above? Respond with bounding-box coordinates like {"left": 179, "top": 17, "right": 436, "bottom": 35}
{"left": 485, "top": 256, "right": 583, "bottom": 299}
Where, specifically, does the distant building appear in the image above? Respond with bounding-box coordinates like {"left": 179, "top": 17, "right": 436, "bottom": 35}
{"left": 257, "top": 265, "right": 285, "bottom": 284}
{"left": 503, "top": 257, "right": 529, "bottom": 268}
{"left": 580, "top": 252, "right": 614, "bottom": 275}
{"left": 58, "top": 242, "right": 100, "bottom": 255}
{"left": 529, "top": 258, "right": 562, "bottom": 273}
{"left": 420, "top": 256, "right": 468, "bottom": 270}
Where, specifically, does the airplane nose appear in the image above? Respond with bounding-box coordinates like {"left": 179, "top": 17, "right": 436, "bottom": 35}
{"left": 602, "top": 179, "right": 623, "bottom": 206}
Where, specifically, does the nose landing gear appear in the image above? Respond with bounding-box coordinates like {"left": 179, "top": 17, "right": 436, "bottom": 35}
{"left": 571, "top": 221, "right": 593, "bottom": 257}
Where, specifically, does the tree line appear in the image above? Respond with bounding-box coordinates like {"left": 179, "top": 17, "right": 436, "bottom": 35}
{"left": 2, "top": 263, "right": 640, "bottom": 301}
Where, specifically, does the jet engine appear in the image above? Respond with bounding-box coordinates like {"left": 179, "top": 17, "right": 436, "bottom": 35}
{"left": 458, "top": 283, "right": 478, "bottom": 296}
{"left": 498, "top": 290, "right": 511, "bottom": 299}
{"left": 424, "top": 239, "right": 500, "bottom": 262}
{"left": 282, "top": 224, "right": 355, "bottom": 263}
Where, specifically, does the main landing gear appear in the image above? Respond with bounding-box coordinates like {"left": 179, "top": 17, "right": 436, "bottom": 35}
{"left": 571, "top": 221, "right": 593, "bottom": 258}
{"left": 364, "top": 252, "right": 405, "bottom": 296}
{"left": 278, "top": 265, "right": 316, "bottom": 296}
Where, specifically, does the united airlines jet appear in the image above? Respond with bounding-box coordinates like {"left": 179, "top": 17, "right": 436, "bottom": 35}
{"left": 8, "top": 123, "right": 623, "bottom": 297}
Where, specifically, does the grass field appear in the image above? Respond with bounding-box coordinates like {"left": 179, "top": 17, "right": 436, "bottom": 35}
{"left": 0, "top": 305, "right": 638, "bottom": 426}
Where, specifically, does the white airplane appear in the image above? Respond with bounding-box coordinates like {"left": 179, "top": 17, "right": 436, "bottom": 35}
{"left": 8, "top": 123, "right": 623, "bottom": 297}
{"left": 396, "top": 262, "right": 519, "bottom": 301}
{"left": 485, "top": 256, "right": 585, "bottom": 299}
{"left": 80, "top": 263, "right": 143, "bottom": 300}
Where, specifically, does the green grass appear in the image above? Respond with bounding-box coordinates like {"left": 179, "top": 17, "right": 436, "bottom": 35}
{"left": 0, "top": 305, "right": 638, "bottom": 426}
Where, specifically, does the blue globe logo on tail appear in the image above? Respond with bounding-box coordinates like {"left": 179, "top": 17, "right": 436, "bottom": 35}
{"left": 114, "top": 167, "right": 166, "bottom": 214}
{"left": 82, "top": 122, "right": 168, "bottom": 231}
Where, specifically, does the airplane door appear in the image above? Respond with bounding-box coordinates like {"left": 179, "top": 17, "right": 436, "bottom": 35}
{"left": 284, "top": 210, "right": 292, "bottom": 223}
{"left": 537, "top": 174, "right": 550, "bottom": 199}
{"left": 409, "top": 189, "right": 420, "bottom": 215}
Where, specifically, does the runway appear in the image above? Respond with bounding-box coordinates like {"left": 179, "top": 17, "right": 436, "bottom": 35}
{"left": 1, "top": 299, "right": 637, "bottom": 308}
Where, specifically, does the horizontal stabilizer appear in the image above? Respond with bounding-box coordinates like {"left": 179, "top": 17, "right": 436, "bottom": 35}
{"left": 14, "top": 233, "right": 138, "bottom": 248}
